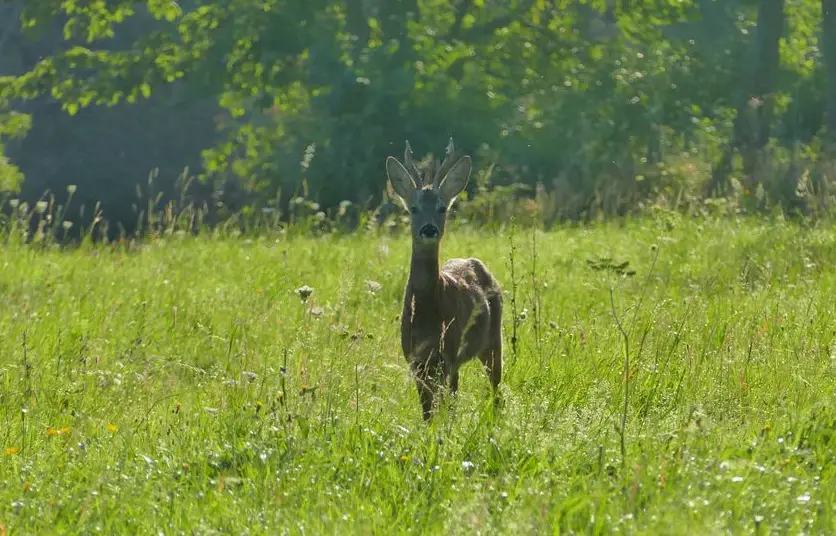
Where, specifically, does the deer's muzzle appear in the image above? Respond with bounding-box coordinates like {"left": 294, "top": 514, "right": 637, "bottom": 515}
{"left": 419, "top": 224, "right": 440, "bottom": 240}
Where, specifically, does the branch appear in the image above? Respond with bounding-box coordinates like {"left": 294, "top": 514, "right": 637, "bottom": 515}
{"left": 448, "top": 0, "right": 474, "bottom": 40}
{"left": 452, "top": 0, "right": 536, "bottom": 43}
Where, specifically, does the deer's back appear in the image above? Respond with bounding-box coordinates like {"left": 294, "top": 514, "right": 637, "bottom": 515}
{"left": 441, "top": 257, "right": 501, "bottom": 297}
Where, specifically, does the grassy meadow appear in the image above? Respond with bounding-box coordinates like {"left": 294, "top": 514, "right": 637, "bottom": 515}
{"left": 1, "top": 215, "right": 836, "bottom": 534}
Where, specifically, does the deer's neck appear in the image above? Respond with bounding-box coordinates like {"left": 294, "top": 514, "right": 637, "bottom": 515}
{"left": 408, "top": 242, "right": 441, "bottom": 297}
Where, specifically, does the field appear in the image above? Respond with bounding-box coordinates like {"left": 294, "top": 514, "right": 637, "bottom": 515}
{"left": 1, "top": 216, "right": 836, "bottom": 534}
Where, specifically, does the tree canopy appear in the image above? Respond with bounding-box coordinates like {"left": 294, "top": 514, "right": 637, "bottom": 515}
{"left": 0, "top": 0, "right": 834, "bottom": 232}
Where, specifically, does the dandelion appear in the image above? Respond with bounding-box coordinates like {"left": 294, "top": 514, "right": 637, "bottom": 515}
{"left": 106, "top": 423, "right": 118, "bottom": 432}
{"left": 47, "top": 426, "right": 72, "bottom": 436}
{"left": 3, "top": 447, "right": 20, "bottom": 455}
{"left": 295, "top": 285, "right": 314, "bottom": 302}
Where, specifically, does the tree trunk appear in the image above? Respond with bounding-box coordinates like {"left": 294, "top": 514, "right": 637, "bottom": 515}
{"left": 709, "top": 0, "right": 785, "bottom": 195}
{"left": 824, "top": 0, "right": 836, "bottom": 151}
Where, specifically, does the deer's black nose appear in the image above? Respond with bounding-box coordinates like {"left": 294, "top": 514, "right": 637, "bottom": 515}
{"left": 419, "top": 224, "right": 440, "bottom": 239}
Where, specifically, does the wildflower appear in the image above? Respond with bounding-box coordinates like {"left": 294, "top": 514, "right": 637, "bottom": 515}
{"left": 35, "top": 201, "right": 48, "bottom": 213}
{"left": 366, "top": 280, "right": 383, "bottom": 294}
{"left": 47, "top": 426, "right": 72, "bottom": 436}
{"left": 3, "top": 447, "right": 20, "bottom": 455}
{"left": 399, "top": 455, "right": 409, "bottom": 462}
{"left": 67, "top": 184, "right": 77, "bottom": 194}
{"left": 310, "top": 307, "right": 324, "bottom": 318}
{"left": 62, "top": 221, "right": 73, "bottom": 230}
{"left": 295, "top": 285, "right": 314, "bottom": 302}
{"left": 106, "top": 423, "right": 118, "bottom": 432}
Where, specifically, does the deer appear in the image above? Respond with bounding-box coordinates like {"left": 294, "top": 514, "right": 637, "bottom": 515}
{"left": 385, "top": 138, "right": 503, "bottom": 421}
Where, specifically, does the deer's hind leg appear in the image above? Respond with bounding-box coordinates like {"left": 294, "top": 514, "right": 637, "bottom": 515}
{"left": 448, "top": 369, "right": 460, "bottom": 395}
{"left": 479, "top": 343, "right": 502, "bottom": 406}
{"left": 479, "top": 295, "right": 503, "bottom": 408}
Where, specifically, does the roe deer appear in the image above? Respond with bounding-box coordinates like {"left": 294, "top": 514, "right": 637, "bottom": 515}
{"left": 385, "top": 139, "right": 503, "bottom": 421}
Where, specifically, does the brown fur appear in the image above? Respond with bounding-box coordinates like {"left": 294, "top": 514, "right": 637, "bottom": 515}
{"left": 385, "top": 139, "right": 503, "bottom": 420}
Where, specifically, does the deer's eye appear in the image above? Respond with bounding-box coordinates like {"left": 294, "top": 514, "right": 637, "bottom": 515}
{"left": 410, "top": 206, "right": 418, "bottom": 214}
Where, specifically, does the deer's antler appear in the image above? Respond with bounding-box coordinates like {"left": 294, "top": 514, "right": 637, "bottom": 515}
{"left": 432, "top": 137, "right": 458, "bottom": 189}
{"left": 403, "top": 140, "right": 422, "bottom": 186}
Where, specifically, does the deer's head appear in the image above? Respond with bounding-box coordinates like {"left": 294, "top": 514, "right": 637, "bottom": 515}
{"left": 385, "top": 139, "right": 472, "bottom": 245}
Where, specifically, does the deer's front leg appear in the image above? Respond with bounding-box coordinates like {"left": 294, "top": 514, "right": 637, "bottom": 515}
{"left": 411, "top": 353, "right": 443, "bottom": 421}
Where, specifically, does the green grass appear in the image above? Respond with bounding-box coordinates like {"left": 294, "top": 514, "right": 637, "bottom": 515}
{"left": 2, "top": 215, "right": 836, "bottom": 534}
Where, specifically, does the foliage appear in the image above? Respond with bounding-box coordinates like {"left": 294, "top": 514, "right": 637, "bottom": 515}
{"left": 1, "top": 214, "right": 836, "bottom": 532}
{"left": 0, "top": 0, "right": 833, "bottom": 228}
{"left": 0, "top": 99, "right": 30, "bottom": 192}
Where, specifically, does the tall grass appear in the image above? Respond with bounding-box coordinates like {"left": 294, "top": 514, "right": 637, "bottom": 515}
{"left": 1, "top": 210, "right": 835, "bottom": 534}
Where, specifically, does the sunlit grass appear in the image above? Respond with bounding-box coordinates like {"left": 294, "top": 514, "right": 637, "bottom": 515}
{"left": 1, "top": 215, "right": 836, "bottom": 534}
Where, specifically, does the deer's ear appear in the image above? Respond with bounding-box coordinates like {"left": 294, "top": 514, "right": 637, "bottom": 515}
{"left": 439, "top": 155, "right": 472, "bottom": 207}
{"left": 386, "top": 157, "right": 416, "bottom": 207}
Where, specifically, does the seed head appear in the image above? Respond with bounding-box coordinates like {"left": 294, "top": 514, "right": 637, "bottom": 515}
{"left": 295, "top": 285, "right": 314, "bottom": 302}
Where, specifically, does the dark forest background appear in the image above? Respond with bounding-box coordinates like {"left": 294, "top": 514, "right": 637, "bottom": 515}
{"left": 1, "top": 0, "right": 835, "bottom": 236}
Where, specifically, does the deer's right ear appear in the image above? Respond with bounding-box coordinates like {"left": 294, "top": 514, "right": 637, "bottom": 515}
{"left": 386, "top": 156, "right": 416, "bottom": 207}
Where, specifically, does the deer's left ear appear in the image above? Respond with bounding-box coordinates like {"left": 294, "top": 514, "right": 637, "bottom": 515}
{"left": 438, "top": 156, "right": 472, "bottom": 208}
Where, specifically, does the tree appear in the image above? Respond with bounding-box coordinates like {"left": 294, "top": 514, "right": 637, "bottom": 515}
{"left": 0, "top": 0, "right": 831, "bottom": 229}
{"left": 824, "top": 0, "right": 836, "bottom": 150}
{"left": 709, "top": 0, "right": 786, "bottom": 196}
